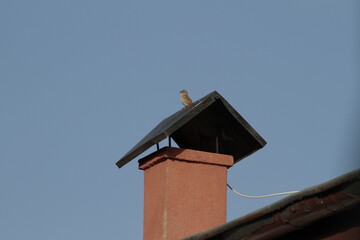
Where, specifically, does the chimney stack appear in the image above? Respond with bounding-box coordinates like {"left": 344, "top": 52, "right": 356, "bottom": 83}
{"left": 116, "top": 91, "right": 266, "bottom": 240}
{"left": 139, "top": 147, "right": 233, "bottom": 240}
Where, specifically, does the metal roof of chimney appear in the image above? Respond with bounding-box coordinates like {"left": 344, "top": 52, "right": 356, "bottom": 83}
{"left": 116, "top": 91, "right": 266, "bottom": 168}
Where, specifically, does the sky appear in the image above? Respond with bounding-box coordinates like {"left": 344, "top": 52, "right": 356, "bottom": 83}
{"left": 1, "top": 1, "right": 359, "bottom": 239}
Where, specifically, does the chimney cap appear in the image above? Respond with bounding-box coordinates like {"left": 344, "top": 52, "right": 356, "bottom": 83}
{"left": 116, "top": 91, "right": 266, "bottom": 168}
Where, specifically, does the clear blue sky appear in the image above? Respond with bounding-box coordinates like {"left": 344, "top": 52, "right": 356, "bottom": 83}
{"left": 1, "top": 1, "right": 359, "bottom": 239}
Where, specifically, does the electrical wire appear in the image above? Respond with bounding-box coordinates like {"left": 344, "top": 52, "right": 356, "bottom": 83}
{"left": 227, "top": 184, "right": 300, "bottom": 199}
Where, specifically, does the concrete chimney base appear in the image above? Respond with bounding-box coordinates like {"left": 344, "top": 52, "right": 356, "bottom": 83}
{"left": 139, "top": 147, "right": 234, "bottom": 240}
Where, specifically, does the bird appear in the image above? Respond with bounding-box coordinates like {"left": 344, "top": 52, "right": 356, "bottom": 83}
{"left": 180, "top": 90, "right": 193, "bottom": 107}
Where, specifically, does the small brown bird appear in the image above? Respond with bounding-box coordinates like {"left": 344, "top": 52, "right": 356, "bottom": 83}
{"left": 180, "top": 90, "right": 193, "bottom": 107}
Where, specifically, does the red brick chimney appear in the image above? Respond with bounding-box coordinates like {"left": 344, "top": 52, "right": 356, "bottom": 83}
{"left": 139, "top": 147, "right": 234, "bottom": 240}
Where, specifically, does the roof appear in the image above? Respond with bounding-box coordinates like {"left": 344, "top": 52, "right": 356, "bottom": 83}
{"left": 182, "top": 168, "right": 360, "bottom": 240}
{"left": 116, "top": 91, "right": 266, "bottom": 168}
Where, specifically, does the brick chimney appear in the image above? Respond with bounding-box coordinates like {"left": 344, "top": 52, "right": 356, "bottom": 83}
{"left": 139, "top": 147, "right": 234, "bottom": 240}
{"left": 116, "top": 91, "right": 266, "bottom": 239}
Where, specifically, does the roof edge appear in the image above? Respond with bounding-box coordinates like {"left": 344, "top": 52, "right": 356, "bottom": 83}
{"left": 182, "top": 168, "right": 360, "bottom": 240}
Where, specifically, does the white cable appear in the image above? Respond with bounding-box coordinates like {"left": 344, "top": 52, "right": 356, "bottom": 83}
{"left": 227, "top": 184, "right": 300, "bottom": 199}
